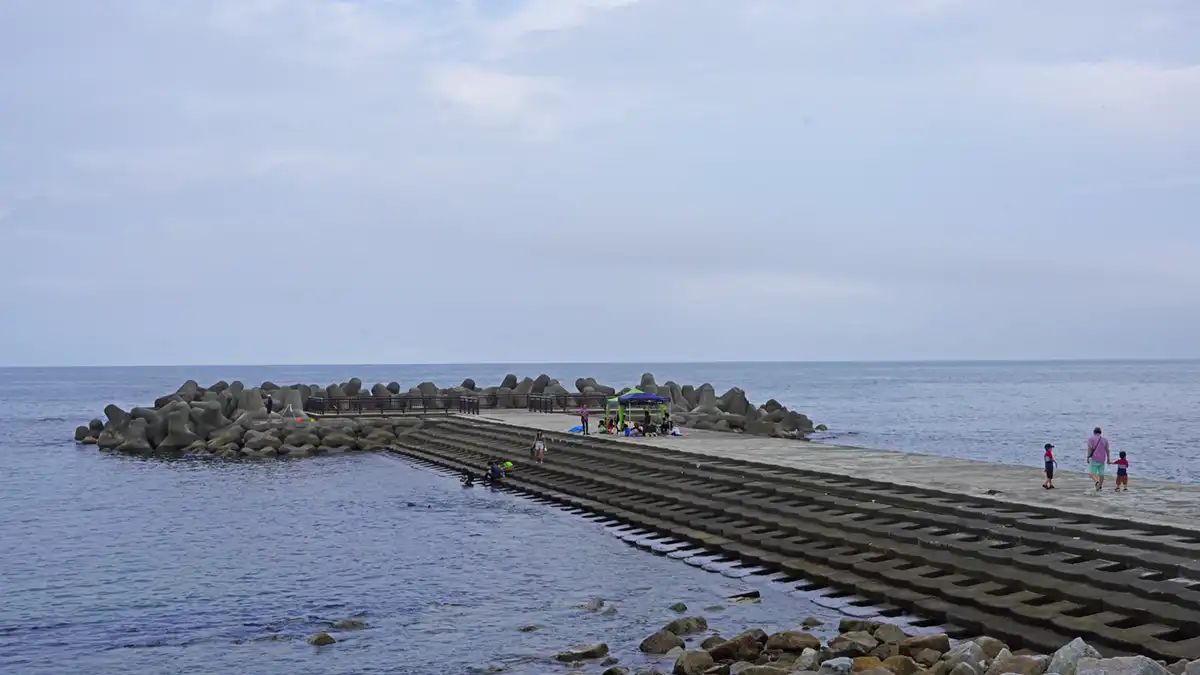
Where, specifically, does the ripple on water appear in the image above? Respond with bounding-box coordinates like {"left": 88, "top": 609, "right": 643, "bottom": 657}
{"left": 1, "top": 443, "right": 867, "bottom": 675}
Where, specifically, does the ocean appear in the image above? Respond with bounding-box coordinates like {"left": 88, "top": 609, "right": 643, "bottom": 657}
{"left": 1, "top": 361, "right": 1196, "bottom": 673}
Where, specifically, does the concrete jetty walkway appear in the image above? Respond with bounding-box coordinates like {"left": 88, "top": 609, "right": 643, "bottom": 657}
{"left": 477, "top": 410, "right": 1200, "bottom": 532}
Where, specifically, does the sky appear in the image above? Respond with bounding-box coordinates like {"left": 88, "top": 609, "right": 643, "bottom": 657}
{"left": 1, "top": 0, "right": 1198, "bottom": 366}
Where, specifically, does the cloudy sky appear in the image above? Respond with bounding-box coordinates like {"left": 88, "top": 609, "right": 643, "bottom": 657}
{"left": 1, "top": 0, "right": 1197, "bottom": 366}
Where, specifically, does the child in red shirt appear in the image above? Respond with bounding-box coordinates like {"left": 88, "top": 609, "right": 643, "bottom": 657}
{"left": 1112, "top": 451, "right": 1129, "bottom": 492}
{"left": 1043, "top": 443, "right": 1057, "bottom": 489}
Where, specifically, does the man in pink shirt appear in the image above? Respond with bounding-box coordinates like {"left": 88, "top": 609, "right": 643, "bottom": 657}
{"left": 1087, "top": 427, "right": 1109, "bottom": 492}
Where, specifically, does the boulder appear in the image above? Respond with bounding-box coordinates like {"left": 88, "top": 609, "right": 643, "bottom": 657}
{"left": 664, "top": 617, "right": 709, "bottom": 636}
{"left": 764, "top": 631, "right": 820, "bottom": 653}
{"left": 853, "top": 657, "right": 885, "bottom": 672}
{"left": 674, "top": 650, "right": 715, "bottom": 675}
{"left": 1184, "top": 661, "right": 1200, "bottom": 675}
{"left": 306, "top": 632, "right": 336, "bottom": 646}
{"left": 239, "top": 388, "right": 267, "bottom": 417}
{"left": 881, "top": 655, "right": 921, "bottom": 675}
{"left": 641, "top": 630, "right": 686, "bottom": 654}
{"left": 912, "top": 649, "right": 942, "bottom": 667}
{"left": 385, "top": 381, "right": 401, "bottom": 395}
{"left": 792, "top": 648, "right": 821, "bottom": 671}
{"left": 88, "top": 418, "right": 105, "bottom": 436}
{"left": 1047, "top": 638, "right": 1100, "bottom": 675}
{"left": 131, "top": 407, "right": 167, "bottom": 446}
{"left": 461, "top": 378, "right": 476, "bottom": 390}
{"left": 973, "top": 637, "right": 1007, "bottom": 660}
{"left": 417, "top": 381, "right": 438, "bottom": 397}
{"left": 344, "top": 378, "right": 363, "bottom": 397}
{"left": 371, "top": 383, "right": 391, "bottom": 398}
{"left": 941, "top": 641, "right": 986, "bottom": 669}
{"left": 736, "top": 667, "right": 791, "bottom": 675}
{"left": 284, "top": 429, "right": 321, "bottom": 446}
{"left": 1076, "top": 657, "right": 1171, "bottom": 675}
{"left": 709, "top": 633, "right": 762, "bottom": 662}
{"left": 104, "top": 403, "right": 131, "bottom": 429}
{"left": 260, "top": 380, "right": 279, "bottom": 391}
{"left": 820, "top": 658, "right": 854, "bottom": 675}
{"left": 949, "top": 667, "right": 981, "bottom": 675}
{"left": 873, "top": 625, "right": 907, "bottom": 645}
{"left": 554, "top": 643, "right": 609, "bottom": 662}
{"left": 532, "top": 374, "right": 551, "bottom": 394}
{"left": 176, "top": 379, "right": 201, "bottom": 401}
{"left": 603, "top": 667, "right": 630, "bottom": 675}
{"left": 217, "top": 390, "right": 238, "bottom": 418}
{"left": 701, "top": 636, "right": 725, "bottom": 650}
{"left": 829, "top": 632, "right": 879, "bottom": 658}
{"left": 984, "top": 651, "right": 1048, "bottom": 675}
{"left": 899, "top": 634, "right": 950, "bottom": 658}
{"left": 74, "top": 425, "right": 89, "bottom": 442}
{"left": 500, "top": 373, "right": 519, "bottom": 389}
{"left": 326, "top": 384, "right": 346, "bottom": 399}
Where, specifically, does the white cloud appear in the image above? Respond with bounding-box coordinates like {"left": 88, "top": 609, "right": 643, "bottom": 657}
{"left": 427, "top": 64, "right": 566, "bottom": 137}
{"left": 481, "top": 0, "right": 641, "bottom": 55}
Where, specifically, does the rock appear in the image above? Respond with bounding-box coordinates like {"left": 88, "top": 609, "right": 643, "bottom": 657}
{"left": 74, "top": 425, "right": 89, "bottom": 442}
{"left": 555, "top": 643, "right": 609, "bottom": 662}
{"left": 344, "top": 378, "right": 362, "bottom": 397}
{"left": 949, "top": 663, "right": 981, "bottom": 675}
{"left": 839, "top": 620, "right": 882, "bottom": 635}
{"left": 974, "top": 637, "right": 1007, "bottom": 661}
{"left": 716, "top": 387, "right": 750, "bottom": 415}
{"left": 802, "top": 617, "right": 824, "bottom": 628}
{"left": 88, "top": 418, "right": 105, "bottom": 436}
{"left": 899, "top": 634, "right": 950, "bottom": 659}
{"left": 709, "top": 634, "right": 762, "bottom": 663}
{"left": 881, "top": 656, "right": 921, "bottom": 675}
{"left": 1166, "top": 661, "right": 1187, "bottom": 675}
{"left": 984, "top": 650, "right": 1048, "bottom": 675}
{"left": 675, "top": 650, "right": 715, "bottom": 675}
{"left": 664, "top": 617, "right": 708, "bottom": 636}
{"left": 873, "top": 625, "right": 907, "bottom": 645}
{"left": 1047, "top": 638, "right": 1101, "bottom": 675}
{"left": 501, "top": 374, "right": 519, "bottom": 390}
{"left": 518, "top": 625, "right": 538, "bottom": 632}
{"left": 912, "top": 649, "right": 942, "bottom": 667}
{"left": 329, "top": 618, "right": 367, "bottom": 630}
{"left": 820, "top": 658, "right": 854, "bottom": 675}
{"left": 307, "top": 632, "right": 336, "bottom": 646}
{"left": 641, "top": 630, "right": 686, "bottom": 654}
{"left": 854, "top": 657, "right": 885, "bottom": 672}
{"left": 870, "top": 645, "right": 900, "bottom": 661}
{"left": 942, "top": 642, "right": 986, "bottom": 669}
{"left": 584, "top": 597, "right": 605, "bottom": 611}
{"left": 669, "top": 602, "right": 689, "bottom": 613}
{"left": 793, "top": 649, "right": 822, "bottom": 671}
{"left": 701, "top": 636, "right": 725, "bottom": 650}
{"left": 114, "top": 418, "right": 153, "bottom": 454}
{"left": 371, "top": 383, "right": 391, "bottom": 398}
{"left": 765, "top": 631, "right": 821, "bottom": 653}
{"left": 639, "top": 372, "right": 658, "bottom": 391}
{"left": 830, "top": 632, "right": 879, "bottom": 658}
{"left": 735, "top": 667, "right": 790, "bottom": 675}
{"left": 1076, "top": 658, "right": 1170, "bottom": 675}
{"left": 604, "top": 667, "right": 631, "bottom": 675}
{"left": 153, "top": 405, "right": 202, "bottom": 452}
{"left": 1184, "top": 660, "right": 1200, "bottom": 675}
{"left": 189, "top": 399, "right": 232, "bottom": 438}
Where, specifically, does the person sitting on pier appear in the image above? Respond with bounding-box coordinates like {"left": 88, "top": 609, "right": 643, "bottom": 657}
{"left": 460, "top": 468, "right": 475, "bottom": 486}
{"left": 484, "top": 460, "right": 505, "bottom": 485}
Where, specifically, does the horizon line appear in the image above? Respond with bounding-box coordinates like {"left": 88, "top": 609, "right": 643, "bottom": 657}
{"left": 3, "top": 357, "right": 1199, "bottom": 369}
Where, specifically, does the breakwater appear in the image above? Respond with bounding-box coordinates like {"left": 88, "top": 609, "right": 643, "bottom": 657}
{"left": 71, "top": 372, "right": 818, "bottom": 457}
{"left": 390, "top": 416, "right": 1200, "bottom": 663}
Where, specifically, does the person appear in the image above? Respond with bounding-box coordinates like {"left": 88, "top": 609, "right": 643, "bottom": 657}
{"left": 485, "top": 459, "right": 505, "bottom": 484}
{"left": 533, "top": 431, "right": 546, "bottom": 464}
{"left": 460, "top": 468, "right": 475, "bottom": 486}
{"left": 580, "top": 404, "right": 589, "bottom": 436}
{"left": 1112, "top": 451, "right": 1130, "bottom": 492}
{"left": 266, "top": 394, "right": 274, "bottom": 415}
{"left": 643, "top": 408, "right": 652, "bottom": 429}
{"left": 1043, "top": 443, "right": 1057, "bottom": 489}
{"left": 1087, "top": 427, "right": 1109, "bottom": 492}
{"left": 502, "top": 460, "right": 514, "bottom": 474}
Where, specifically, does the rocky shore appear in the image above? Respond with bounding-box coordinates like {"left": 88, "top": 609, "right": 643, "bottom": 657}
{"left": 555, "top": 613, "right": 1199, "bottom": 675}
{"left": 72, "top": 372, "right": 819, "bottom": 457}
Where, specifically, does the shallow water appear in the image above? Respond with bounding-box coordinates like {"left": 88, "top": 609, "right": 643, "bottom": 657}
{"left": 2, "top": 361, "right": 1195, "bottom": 673}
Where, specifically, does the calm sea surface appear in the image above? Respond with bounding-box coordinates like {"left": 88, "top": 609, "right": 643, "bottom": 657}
{"left": 2, "top": 361, "right": 1197, "bottom": 673}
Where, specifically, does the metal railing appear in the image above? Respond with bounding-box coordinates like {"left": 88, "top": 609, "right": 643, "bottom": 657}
{"left": 303, "top": 391, "right": 662, "bottom": 417}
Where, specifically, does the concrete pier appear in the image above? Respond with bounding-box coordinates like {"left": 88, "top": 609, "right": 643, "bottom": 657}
{"left": 476, "top": 410, "right": 1200, "bottom": 530}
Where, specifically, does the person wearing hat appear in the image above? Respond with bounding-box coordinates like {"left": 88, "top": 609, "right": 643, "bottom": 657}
{"left": 1043, "top": 443, "right": 1058, "bottom": 489}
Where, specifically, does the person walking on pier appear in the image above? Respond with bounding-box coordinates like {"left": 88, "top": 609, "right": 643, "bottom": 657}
{"left": 266, "top": 394, "right": 274, "bottom": 415}
{"left": 1043, "top": 443, "right": 1057, "bottom": 489}
{"left": 1112, "top": 451, "right": 1130, "bottom": 492}
{"left": 533, "top": 431, "right": 547, "bottom": 464}
{"left": 1087, "top": 427, "right": 1109, "bottom": 492}
{"left": 580, "top": 403, "right": 589, "bottom": 436}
